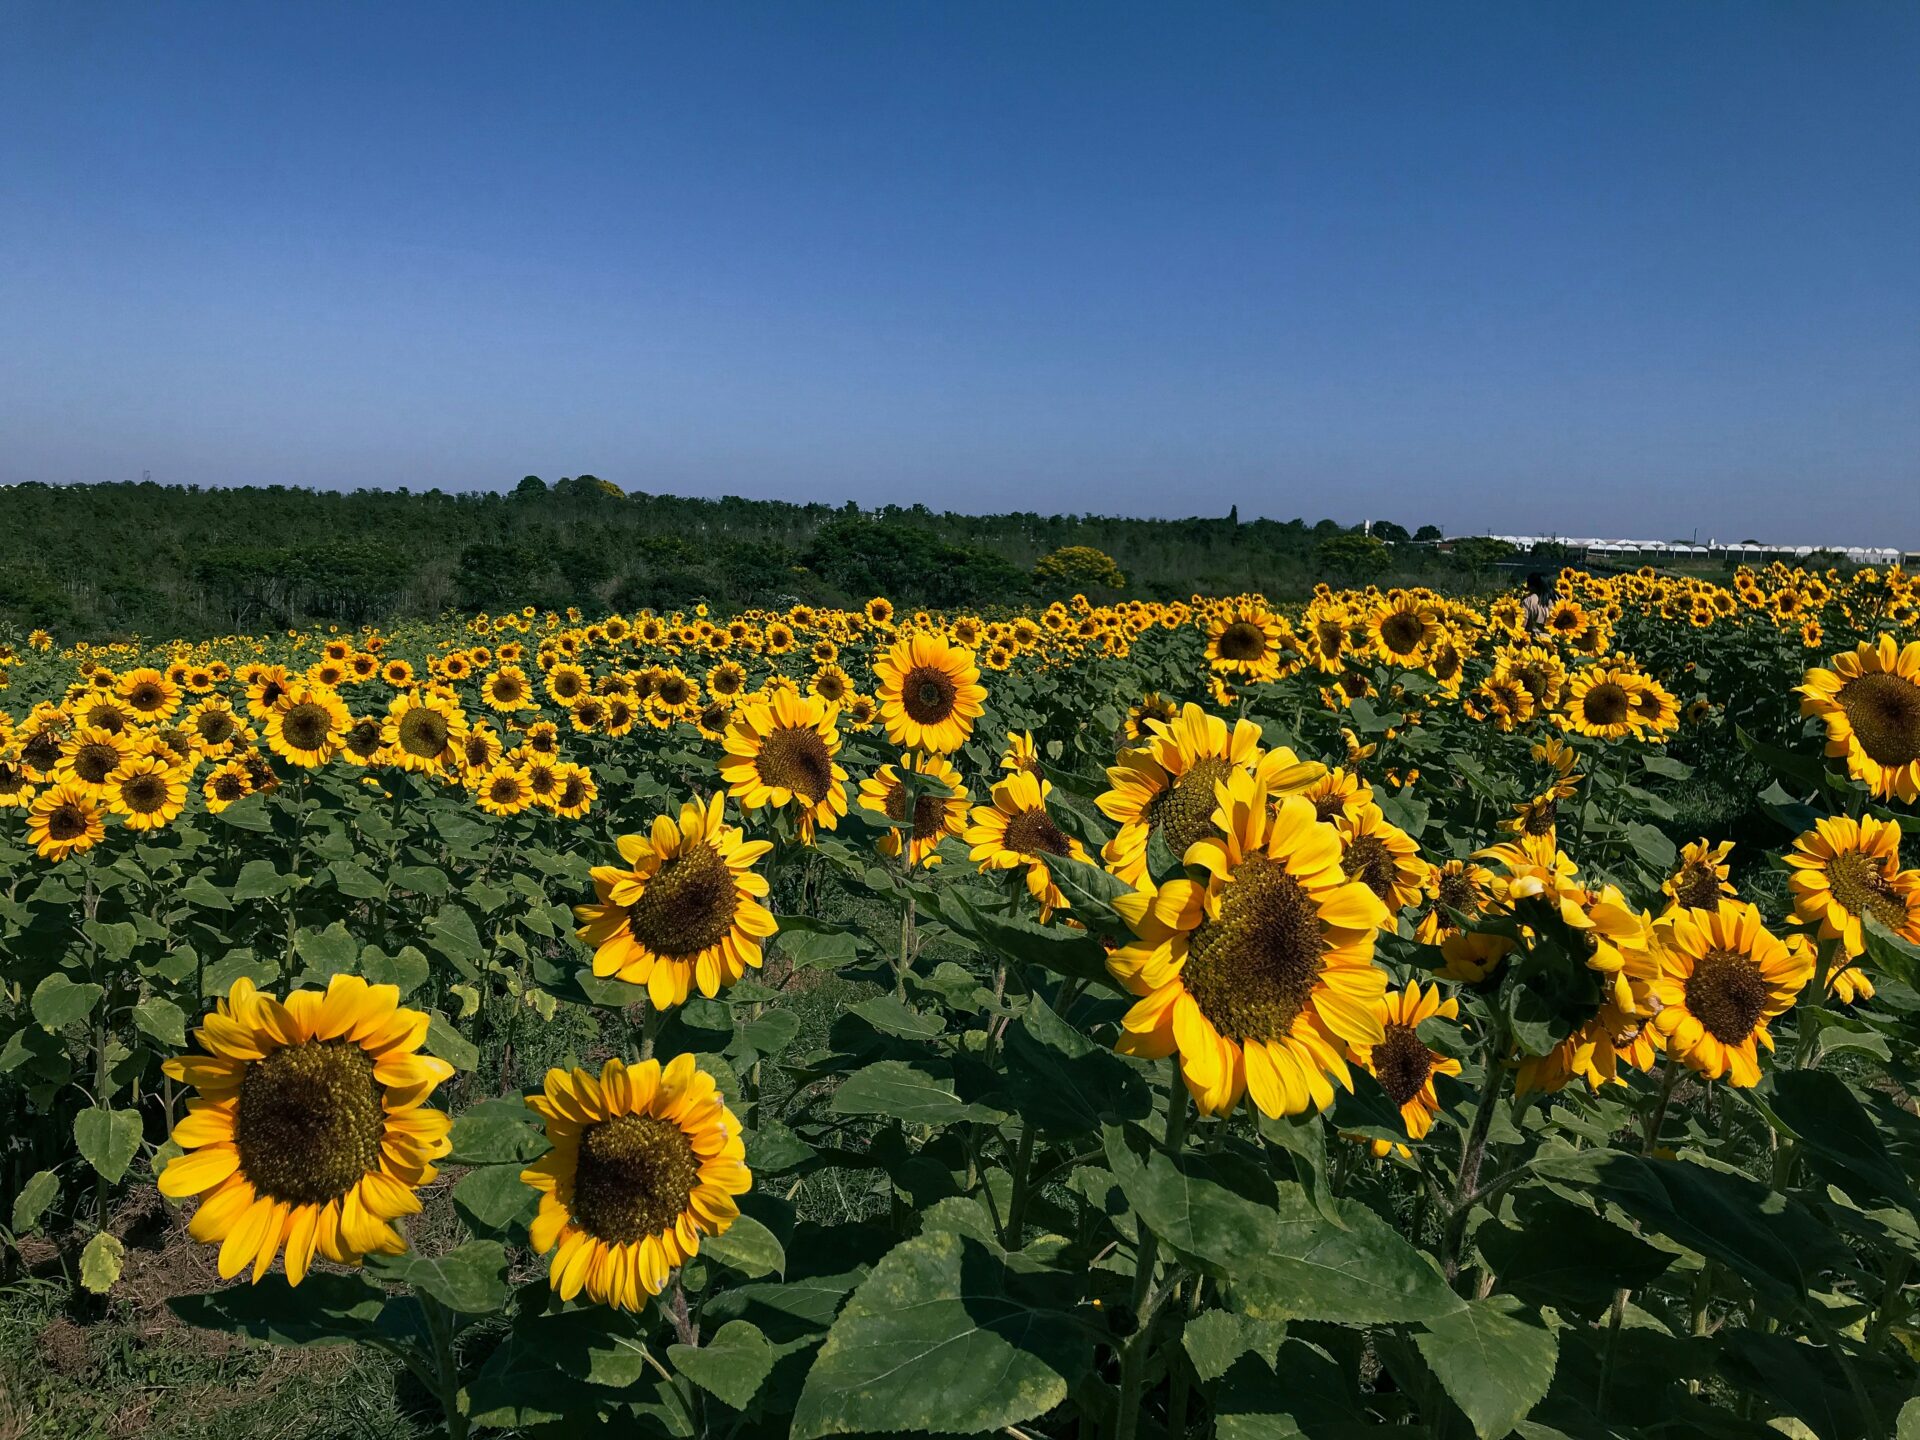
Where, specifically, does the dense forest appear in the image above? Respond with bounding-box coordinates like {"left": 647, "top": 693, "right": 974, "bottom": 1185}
{"left": 0, "top": 475, "right": 1513, "bottom": 639}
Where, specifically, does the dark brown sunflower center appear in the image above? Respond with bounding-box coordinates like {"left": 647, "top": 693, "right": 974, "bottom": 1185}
{"left": 756, "top": 725, "right": 833, "bottom": 804}
{"left": 1184, "top": 856, "right": 1326, "bottom": 1044}
{"left": 1341, "top": 835, "right": 1400, "bottom": 903}
{"left": 1338, "top": 670, "right": 1370, "bottom": 698}
{"left": 658, "top": 677, "right": 691, "bottom": 706}
{"left": 345, "top": 719, "right": 383, "bottom": 758}
{"left": 712, "top": 670, "right": 743, "bottom": 696}
{"left": 24, "top": 733, "right": 64, "bottom": 770}
{"left": 559, "top": 774, "right": 589, "bottom": 809}
{"left": 626, "top": 842, "right": 739, "bottom": 957}
{"left": 72, "top": 742, "right": 120, "bottom": 785}
{"left": 1672, "top": 862, "right": 1724, "bottom": 911}
{"left": 281, "top": 702, "right": 335, "bottom": 752}
{"left": 1514, "top": 664, "right": 1556, "bottom": 704}
{"left": 1437, "top": 871, "right": 1481, "bottom": 913}
{"left": 1522, "top": 798, "right": 1557, "bottom": 836}
{"left": 1371, "top": 1023, "right": 1434, "bottom": 1106}
{"left": 397, "top": 707, "right": 451, "bottom": 759}
{"left": 196, "top": 711, "right": 237, "bottom": 744}
{"left": 1837, "top": 672, "right": 1920, "bottom": 766}
{"left": 1379, "top": 611, "right": 1427, "bottom": 656}
{"left": 815, "top": 672, "right": 848, "bottom": 702}
{"left": 120, "top": 773, "right": 170, "bottom": 813}
{"left": 463, "top": 735, "right": 495, "bottom": 766}
{"left": 902, "top": 665, "right": 958, "bottom": 725}
{"left": 1146, "top": 756, "right": 1234, "bottom": 858}
{"left": 234, "top": 1040, "right": 385, "bottom": 1206}
{"left": 259, "top": 680, "right": 288, "bottom": 709}
{"left": 1581, "top": 682, "right": 1632, "bottom": 726}
{"left": 1685, "top": 947, "right": 1770, "bottom": 1044}
{"left": 574, "top": 698, "right": 605, "bottom": 727}
{"left": 211, "top": 771, "right": 248, "bottom": 802}
{"left": 552, "top": 672, "right": 584, "bottom": 698}
{"left": 1826, "top": 849, "right": 1909, "bottom": 929}
{"left": 47, "top": 803, "right": 91, "bottom": 841}
{"left": 570, "top": 1112, "right": 701, "bottom": 1245}
{"left": 1314, "top": 622, "right": 1344, "bottom": 653}
{"left": 490, "top": 674, "right": 524, "bottom": 701}
{"left": 128, "top": 682, "right": 167, "bottom": 711}
{"left": 488, "top": 775, "right": 524, "bottom": 804}
{"left": 1217, "top": 622, "right": 1267, "bottom": 662}
{"left": 1004, "top": 806, "right": 1071, "bottom": 858}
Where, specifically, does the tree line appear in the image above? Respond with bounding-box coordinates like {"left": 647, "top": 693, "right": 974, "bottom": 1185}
{"left": 0, "top": 477, "right": 1517, "bottom": 640}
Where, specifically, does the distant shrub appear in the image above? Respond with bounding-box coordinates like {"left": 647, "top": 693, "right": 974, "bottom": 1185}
{"left": 1033, "top": 545, "right": 1126, "bottom": 592}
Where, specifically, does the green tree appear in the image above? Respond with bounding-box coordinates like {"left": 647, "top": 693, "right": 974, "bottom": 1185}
{"left": 1313, "top": 531, "right": 1390, "bottom": 580}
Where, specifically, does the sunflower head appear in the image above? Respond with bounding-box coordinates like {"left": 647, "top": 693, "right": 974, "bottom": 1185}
{"left": 1799, "top": 636, "right": 1920, "bottom": 802}
{"left": 522, "top": 1054, "right": 752, "bottom": 1311}
{"left": 1650, "top": 900, "right": 1813, "bottom": 1086}
{"left": 873, "top": 634, "right": 987, "bottom": 754}
{"left": 158, "top": 975, "right": 454, "bottom": 1285}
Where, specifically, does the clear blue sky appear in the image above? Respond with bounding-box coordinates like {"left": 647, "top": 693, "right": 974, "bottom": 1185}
{"left": 3, "top": 3, "right": 1917, "bottom": 540}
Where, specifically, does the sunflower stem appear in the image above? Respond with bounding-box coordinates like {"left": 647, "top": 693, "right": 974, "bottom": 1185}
{"left": 1440, "top": 1014, "right": 1508, "bottom": 1286}
{"left": 1115, "top": 1068, "right": 1187, "bottom": 1440}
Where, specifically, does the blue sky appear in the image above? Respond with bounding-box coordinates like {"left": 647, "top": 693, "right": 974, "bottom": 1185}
{"left": 3, "top": 2, "right": 1916, "bottom": 539}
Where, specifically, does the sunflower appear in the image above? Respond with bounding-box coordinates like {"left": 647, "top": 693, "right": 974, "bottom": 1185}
{"left": 106, "top": 755, "right": 189, "bottom": 831}
{"left": 1106, "top": 772, "right": 1389, "bottom": 1117}
{"left": 964, "top": 771, "right": 1090, "bottom": 922}
{"left": 1206, "top": 603, "right": 1284, "bottom": 682}
{"left": 244, "top": 666, "right": 295, "bottom": 719}
{"left": 1368, "top": 595, "right": 1438, "bottom": 667}
{"left": 574, "top": 793, "right": 777, "bottom": 1007}
{"left": 58, "top": 725, "right": 137, "bottom": 797}
{"left": 0, "top": 746, "right": 35, "bottom": 809}
{"left": 1350, "top": 980, "right": 1462, "bottom": 1157}
{"left": 1300, "top": 767, "right": 1374, "bottom": 827}
{"left": 1335, "top": 805, "right": 1429, "bottom": 928}
{"left": 999, "top": 730, "right": 1045, "bottom": 778}
{"left": 1798, "top": 636, "right": 1920, "bottom": 802}
{"left": 380, "top": 659, "right": 417, "bottom": 689}
{"left": 381, "top": 691, "right": 468, "bottom": 775}
{"left": 203, "top": 760, "right": 253, "bottom": 814}
{"left": 157, "top": 976, "right": 454, "bottom": 1284}
{"left": 1437, "top": 929, "right": 1515, "bottom": 985}
{"left": 864, "top": 597, "right": 895, "bottom": 628}
{"left": 873, "top": 633, "right": 987, "bottom": 754}
{"left": 1650, "top": 901, "right": 1813, "bottom": 1086}
{"left": 1415, "top": 859, "right": 1495, "bottom": 944}
{"left": 482, "top": 665, "right": 534, "bottom": 712}
{"left": 28, "top": 783, "right": 106, "bottom": 860}
{"left": 717, "top": 690, "right": 849, "bottom": 841}
{"left": 1097, "top": 702, "right": 1322, "bottom": 889}
{"left": 477, "top": 763, "right": 535, "bottom": 817}
{"left": 1470, "top": 674, "right": 1534, "bottom": 731}
{"left": 1560, "top": 665, "right": 1646, "bottom": 740}
{"left": 520, "top": 1054, "right": 751, "bottom": 1311}
{"left": 1784, "top": 814, "right": 1920, "bottom": 959}
{"left": 117, "top": 667, "right": 182, "bottom": 723}
{"left": 1663, "top": 838, "right": 1737, "bottom": 914}
{"left": 707, "top": 661, "right": 748, "bottom": 701}
{"left": 1124, "top": 692, "right": 1178, "bottom": 741}
{"left": 553, "top": 762, "right": 597, "bottom": 820}
{"left": 266, "top": 682, "right": 351, "bottom": 768}
{"left": 858, "top": 751, "right": 970, "bottom": 868}
{"left": 810, "top": 664, "right": 854, "bottom": 707}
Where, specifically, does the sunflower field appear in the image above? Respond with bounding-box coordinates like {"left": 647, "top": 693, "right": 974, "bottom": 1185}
{"left": 3, "top": 565, "right": 1920, "bottom": 1439}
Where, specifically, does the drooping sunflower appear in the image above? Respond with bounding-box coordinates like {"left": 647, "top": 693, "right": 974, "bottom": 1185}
{"left": 266, "top": 682, "right": 351, "bottom": 768}
{"left": 27, "top": 781, "right": 105, "bottom": 859}
{"left": 1334, "top": 804, "right": 1430, "bottom": 928}
{"left": 381, "top": 691, "right": 468, "bottom": 775}
{"left": 858, "top": 751, "right": 970, "bottom": 868}
{"left": 1107, "top": 770, "right": 1390, "bottom": 1117}
{"left": 106, "top": 755, "right": 189, "bottom": 831}
{"left": 717, "top": 690, "right": 849, "bottom": 840}
{"left": 1205, "top": 603, "right": 1284, "bottom": 682}
{"left": 520, "top": 1054, "right": 751, "bottom": 1311}
{"left": 157, "top": 975, "right": 454, "bottom": 1284}
{"left": 873, "top": 633, "right": 987, "bottom": 754}
{"left": 964, "top": 770, "right": 1090, "bottom": 922}
{"left": 1662, "top": 838, "right": 1737, "bottom": 914}
{"left": 574, "top": 793, "right": 777, "bottom": 1007}
{"left": 1784, "top": 814, "right": 1920, "bottom": 959}
{"left": 1350, "top": 980, "right": 1462, "bottom": 1157}
{"left": 1798, "top": 636, "right": 1920, "bottom": 802}
{"left": 1650, "top": 901, "right": 1813, "bottom": 1086}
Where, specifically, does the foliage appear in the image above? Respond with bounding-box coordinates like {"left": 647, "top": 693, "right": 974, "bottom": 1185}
{"left": 1033, "top": 545, "right": 1127, "bottom": 593}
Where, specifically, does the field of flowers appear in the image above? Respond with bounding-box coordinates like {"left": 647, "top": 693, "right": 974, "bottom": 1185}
{"left": 2, "top": 566, "right": 1920, "bottom": 1439}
